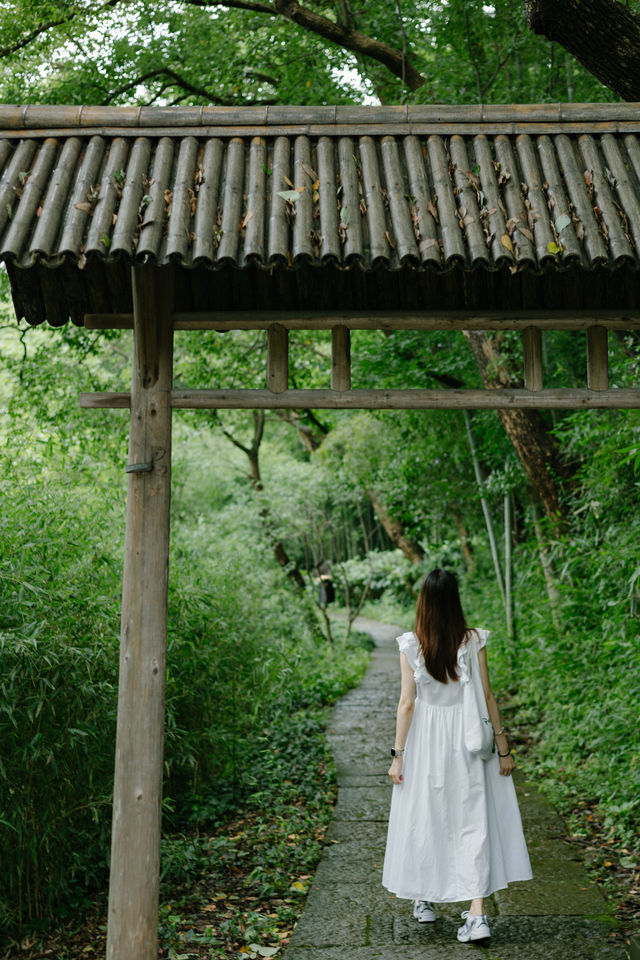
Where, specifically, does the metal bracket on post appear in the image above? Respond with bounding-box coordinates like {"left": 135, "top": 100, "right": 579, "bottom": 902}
{"left": 125, "top": 462, "right": 154, "bottom": 473}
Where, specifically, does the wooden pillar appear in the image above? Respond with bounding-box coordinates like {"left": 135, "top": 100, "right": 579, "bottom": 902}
{"left": 587, "top": 326, "right": 609, "bottom": 390}
{"left": 267, "top": 323, "right": 288, "bottom": 392}
{"left": 106, "top": 264, "right": 174, "bottom": 960}
{"left": 332, "top": 325, "right": 351, "bottom": 390}
{"left": 522, "top": 326, "right": 543, "bottom": 391}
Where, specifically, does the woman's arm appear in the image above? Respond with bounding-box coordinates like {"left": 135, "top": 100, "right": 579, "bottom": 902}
{"left": 388, "top": 653, "right": 416, "bottom": 785}
{"left": 477, "top": 647, "right": 515, "bottom": 777}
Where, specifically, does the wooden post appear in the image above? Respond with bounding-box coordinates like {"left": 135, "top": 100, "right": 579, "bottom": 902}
{"left": 587, "top": 326, "right": 609, "bottom": 390}
{"left": 267, "top": 324, "right": 288, "bottom": 392}
{"left": 522, "top": 326, "right": 543, "bottom": 390}
{"left": 332, "top": 325, "right": 351, "bottom": 390}
{"left": 106, "top": 264, "right": 174, "bottom": 960}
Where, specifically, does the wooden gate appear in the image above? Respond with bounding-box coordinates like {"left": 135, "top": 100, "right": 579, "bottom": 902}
{"left": 2, "top": 102, "right": 640, "bottom": 957}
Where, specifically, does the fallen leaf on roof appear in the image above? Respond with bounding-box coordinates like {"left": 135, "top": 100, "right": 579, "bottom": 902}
{"left": 501, "top": 233, "right": 514, "bottom": 254}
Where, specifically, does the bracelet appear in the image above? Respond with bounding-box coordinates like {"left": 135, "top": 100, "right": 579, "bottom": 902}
{"left": 493, "top": 727, "right": 506, "bottom": 737}
{"left": 497, "top": 750, "right": 511, "bottom": 757}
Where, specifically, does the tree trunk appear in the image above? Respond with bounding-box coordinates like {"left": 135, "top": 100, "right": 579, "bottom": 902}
{"left": 365, "top": 488, "right": 425, "bottom": 564}
{"left": 453, "top": 507, "right": 474, "bottom": 573}
{"left": 524, "top": 0, "right": 640, "bottom": 101}
{"left": 531, "top": 503, "right": 562, "bottom": 634}
{"left": 275, "top": 409, "right": 328, "bottom": 453}
{"left": 219, "top": 411, "right": 306, "bottom": 590}
{"left": 463, "top": 331, "right": 571, "bottom": 526}
{"left": 464, "top": 411, "right": 507, "bottom": 610}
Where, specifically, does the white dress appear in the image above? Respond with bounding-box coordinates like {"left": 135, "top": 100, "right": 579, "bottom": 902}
{"left": 382, "top": 629, "right": 532, "bottom": 903}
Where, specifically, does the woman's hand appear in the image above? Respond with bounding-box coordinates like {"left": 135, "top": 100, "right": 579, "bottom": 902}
{"left": 498, "top": 752, "right": 515, "bottom": 777}
{"left": 388, "top": 756, "right": 404, "bottom": 784}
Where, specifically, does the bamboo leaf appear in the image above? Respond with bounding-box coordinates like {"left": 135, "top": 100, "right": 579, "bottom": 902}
{"left": 500, "top": 233, "right": 514, "bottom": 254}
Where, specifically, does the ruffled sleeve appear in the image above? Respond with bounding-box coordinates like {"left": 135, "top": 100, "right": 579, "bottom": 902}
{"left": 457, "top": 628, "right": 490, "bottom": 683}
{"left": 397, "top": 631, "right": 429, "bottom": 684}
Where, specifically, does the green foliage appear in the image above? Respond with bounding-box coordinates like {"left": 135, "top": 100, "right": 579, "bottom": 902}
{"left": 458, "top": 407, "right": 640, "bottom": 852}
{"left": 0, "top": 325, "right": 369, "bottom": 936}
{"left": 332, "top": 544, "right": 466, "bottom": 609}
{"left": 0, "top": 0, "right": 622, "bottom": 106}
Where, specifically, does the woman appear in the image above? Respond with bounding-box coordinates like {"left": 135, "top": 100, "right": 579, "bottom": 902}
{"left": 382, "top": 569, "right": 532, "bottom": 944}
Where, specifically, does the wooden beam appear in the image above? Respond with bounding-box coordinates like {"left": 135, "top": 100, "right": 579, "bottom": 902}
{"left": 79, "top": 387, "right": 640, "bottom": 410}
{"left": 523, "top": 326, "right": 543, "bottom": 391}
{"left": 84, "top": 309, "right": 640, "bottom": 332}
{"left": 587, "top": 326, "right": 609, "bottom": 390}
{"left": 267, "top": 324, "right": 288, "bottom": 393}
{"left": 106, "top": 265, "right": 174, "bottom": 960}
{"left": 331, "top": 325, "right": 351, "bottom": 391}
{"left": 169, "top": 388, "right": 640, "bottom": 409}
{"left": 80, "top": 391, "right": 131, "bottom": 408}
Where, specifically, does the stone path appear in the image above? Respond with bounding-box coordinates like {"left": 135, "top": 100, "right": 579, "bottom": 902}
{"left": 283, "top": 618, "right": 626, "bottom": 960}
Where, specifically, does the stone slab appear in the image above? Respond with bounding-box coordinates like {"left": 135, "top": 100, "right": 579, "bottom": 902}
{"left": 284, "top": 947, "right": 481, "bottom": 960}
{"left": 332, "top": 785, "right": 392, "bottom": 821}
{"left": 334, "top": 758, "right": 389, "bottom": 786}
{"left": 299, "top": 884, "right": 405, "bottom": 918}
{"left": 482, "top": 917, "right": 626, "bottom": 958}
{"left": 337, "top": 773, "right": 391, "bottom": 787}
{"left": 370, "top": 915, "right": 624, "bottom": 956}
{"left": 314, "top": 858, "right": 384, "bottom": 886}
{"left": 525, "top": 837, "right": 583, "bottom": 862}
{"left": 288, "top": 912, "right": 366, "bottom": 947}
{"left": 494, "top": 878, "right": 610, "bottom": 916}
{"left": 519, "top": 820, "right": 568, "bottom": 842}
{"left": 325, "top": 819, "right": 387, "bottom": 842}
{"left": 526, "top": 856, "right": 586, "bottom": 881}
{"left": 321, "top": 838, "right": 387, "bottom": 862}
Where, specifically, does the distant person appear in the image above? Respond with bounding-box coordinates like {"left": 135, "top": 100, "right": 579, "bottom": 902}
{"left": 318, "top": 573, "right": 335, "bottom": 607}
{"left": 382, "top": 569, "right": 531, "bottom": 943}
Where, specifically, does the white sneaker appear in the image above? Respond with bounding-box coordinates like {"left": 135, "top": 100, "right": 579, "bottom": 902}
{"left": 456, "top": 910, "right": 490, "bottom": 942}
{"left": 413, "top": 899, "right": 436, "bottom": 922}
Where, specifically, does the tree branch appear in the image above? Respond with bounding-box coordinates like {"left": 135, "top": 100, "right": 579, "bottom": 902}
{"left": 275, "top": 409, "right": 326, "bottom": 452}
{"left": 102, "top": 68, "right": 233, "bottom": 105}
{"left": 251, "top": 410, "right": 265, "bottom": 457}
{"left": 0, "top": 0, "right": 120, "bottom": 58}
{"left": 187, "top": 0, "right": 424, "bottom": 89}
{"left": 273, "top": 0, "right": 424, "bottom": 89}
{"left": 479, "top": 28, "right": 521, "bottom": 98}
{"left": 524, "top": 0, "right": 640, "bottom": 101}
{"left": 217, "top": 422, "right": 252, "bottom": 456}
{"left": 184, "top": 0, "right": 275, "bottom": 14}
{"left": 0, "top": 17, "right": 72, "bottom": 58}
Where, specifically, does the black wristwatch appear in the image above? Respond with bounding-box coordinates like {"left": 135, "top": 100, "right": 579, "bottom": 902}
{"left": 390, "top": 747, "right": 405, "bottom": 757}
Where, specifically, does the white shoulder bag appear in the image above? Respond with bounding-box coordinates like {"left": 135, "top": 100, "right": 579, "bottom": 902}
{"left": 462, "top": 633, "right": 494, "bottom": 760}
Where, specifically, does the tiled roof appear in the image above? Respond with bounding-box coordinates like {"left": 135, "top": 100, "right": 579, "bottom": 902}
{"left": 2, "top": 104, "right": 640, "bottom": 325}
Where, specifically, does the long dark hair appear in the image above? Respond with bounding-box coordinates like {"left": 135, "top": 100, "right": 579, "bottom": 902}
{"left": 414, "top": 569, "right": 468, "bottom": 684}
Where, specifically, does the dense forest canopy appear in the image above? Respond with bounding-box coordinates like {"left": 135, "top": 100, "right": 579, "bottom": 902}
{"left": 1, "top": 0, "right": 640, "bottom": 950}
{"left": 0, "top": 0, "right": 630, "bottom": 106}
